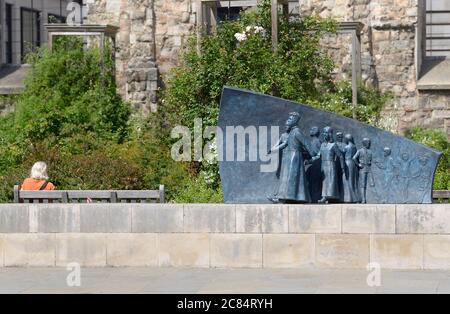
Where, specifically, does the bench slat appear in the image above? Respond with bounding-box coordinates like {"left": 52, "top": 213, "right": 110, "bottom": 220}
{"left": 14, "top": 186, "right": 165, "bottom": 203}
{"left": 67, "top": 191, "right": 113, "bottom": 199}
{"left": 433, "top": 190, "right": 450, "bottom": 198}
{"left": 116, "top": 190, "right": 160, "bottom": 199}
{"left": 20, "top": 191, "right": 67, "bottom": 199}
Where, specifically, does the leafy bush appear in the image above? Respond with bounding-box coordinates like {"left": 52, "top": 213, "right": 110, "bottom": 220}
{"left": 0, "top": 95, "right": 17, "bottom": 114}
{"left": 0, "top": 37, "right": 140, "bottom": 202}
{"left": 14, "top": 37, "right": 130, "bottom": 143}
{"left": 171, "top": 173, "right": 224, "bottom": 203}
{"left": 0, "top": 2, "right": 392, "bottom": 203}
{"left": 406, "top": 127, "right": 450, "bottom": 190}
{"left": 161, "top": 0, "right": 390, "bottom": 197}
{"left": 312, "top": 81, "right": 392, "bottom": 126}
{"left": 162, "top": 1, "right": 338, "bottom": 129}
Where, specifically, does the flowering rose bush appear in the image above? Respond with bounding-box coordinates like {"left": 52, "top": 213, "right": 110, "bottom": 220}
{"left": 235, "top": 25, "right": 267, "bottom": 42}
{"left": 234, "top": 32, "right": 247, "bottom": 42}
{"left": 160, "top": 0, "right": 339, "bottom": 196}
{"left": 159, "top": 0, "right": 392, "bottom": 200}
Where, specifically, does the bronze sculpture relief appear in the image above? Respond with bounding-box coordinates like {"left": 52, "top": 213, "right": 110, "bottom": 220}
{"left": 268, "top": 113, "right": 311, "bottom": 203}
{"left": 343, "top": 134, "right": 361, "bottom": 203}
{"left": 218, "top": 87, "right": 442, "bottom": 204}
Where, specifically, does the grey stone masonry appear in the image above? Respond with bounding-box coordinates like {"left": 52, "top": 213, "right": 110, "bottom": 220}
{"left": 85, "top": 0, "right": 450, "bottom": 136}
{"left": 1, "top": 203, "right": 450, "bottom": 269}
{"left": 0, "top": 203, "right": 449, "bottom": 235}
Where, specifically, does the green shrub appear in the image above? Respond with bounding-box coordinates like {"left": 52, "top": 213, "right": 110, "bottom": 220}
{"left": 160, "top": 0, "right": 390, "bottom": 197}
{"left": 162, "top": 1, "right": 338, "bottom": 129}
{"left": 0, "top": 95, "right": 17, "bottom": 114}
{"left": 172, "top": 173, "right": 224, "bottom": 204}
{"left": 0, "top": 37, "right": 140, "bottom": 202}
{"left": 0, "top": 3, "right": 393, "bottom": 203}
{"left": 312, "top": 81, "right": 392, "bottom": 126}
{"left": 14, "top": 37, "right": 130, "bottom": 143}
{"left": 0, "top": 139, "right": 143, "bottom": 200}
{"left": 406, "top": 127, "right": 450, "bottom": 190}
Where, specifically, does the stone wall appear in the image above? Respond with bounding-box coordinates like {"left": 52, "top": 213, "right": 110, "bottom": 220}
{"left": 1, "top": 203, "right": 450, "bottom": 269}
{"left": 0, "top": 0, "right": 70, "bottom": 65}
{"left": 86, "top": 0, "right": 159, "bottom": 113}
{"left": 84, "top": 0, "right": 449, "bottom": 136}
{"left": 85, "top": 0, "right": 195, "bottom": 112}
{"left": 154, "top": 0, "right": 196, "bottom": 75}
{"left": 299, "top": 0, "right": 449, "bottom": 136}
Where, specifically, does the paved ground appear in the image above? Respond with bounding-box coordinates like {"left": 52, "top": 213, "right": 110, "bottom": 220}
{"left": 0, "top": 268, "right": 450, "bottom": 294}
{"left": 0, "top": 65, "right": 29, "bottom": 94}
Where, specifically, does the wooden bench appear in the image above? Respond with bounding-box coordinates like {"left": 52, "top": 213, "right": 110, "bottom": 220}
{"left": 13, "top": 185, "right": 165, "bottom": 204}
{"left": 433, "top": 190, "right": 450, "bottom": 204}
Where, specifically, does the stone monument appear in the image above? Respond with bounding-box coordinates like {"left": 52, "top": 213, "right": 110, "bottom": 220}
{"left": 218, "top": 87, "right": 442, "bottom": 204}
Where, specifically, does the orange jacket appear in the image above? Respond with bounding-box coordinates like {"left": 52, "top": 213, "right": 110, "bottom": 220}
{"left": 21, "top": 178, "right": 55, "bottom": 191}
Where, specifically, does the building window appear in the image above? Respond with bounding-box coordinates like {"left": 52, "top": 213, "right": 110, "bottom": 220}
{"left": 48, "top": 13, "right": 66, "bottom": 24}
{"left": 417, "top": 0, "right": 450, "bottom": 89}
{"left": 217, "top": 7, "right": 243, "bottom": 22}
{"left": 5, "top": 3, "right": 13, "bottom": 64}
{"left": 426, "top": 0, "right": 450, "bottom": 57}
{"left": 21, "top": 8, "right": 41, "bottom": 62}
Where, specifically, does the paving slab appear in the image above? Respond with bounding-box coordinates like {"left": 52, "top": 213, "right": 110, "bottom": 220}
{"left": 0, "top": 268, "right": 448, "bottom": 294}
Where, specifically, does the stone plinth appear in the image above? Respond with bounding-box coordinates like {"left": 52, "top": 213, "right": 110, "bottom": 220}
{"left": 1, "top": 203, "right": 450, "bottom": 269}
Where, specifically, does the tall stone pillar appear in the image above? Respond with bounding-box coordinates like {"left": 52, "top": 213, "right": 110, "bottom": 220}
{"left": 87, "top": 0, "right": 158, "bottom": 113}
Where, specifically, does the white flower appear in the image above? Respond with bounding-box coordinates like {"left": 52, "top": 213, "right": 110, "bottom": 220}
{"left": 254, "top": 26, "right": 264, "bottom": 33}
{"left": 234, "top": 32, "right": 248, "bottom": 42}
{"left": 246, "top": 26, "right": 252, "bottom": 32}
{"left": 254, "top": 26, "right": 267, "bottom": 37}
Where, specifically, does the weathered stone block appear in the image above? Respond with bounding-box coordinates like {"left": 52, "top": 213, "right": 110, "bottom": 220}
{"left": 371, "top": 235, "right": 424, "bottom": 269}
{"left": 236, "top": 205, "right": 288, "bottom": 233}
{"left": 424, "top": 235, "right": 450, "bottom": 270}
{"left": 289, "top": 205, "right": 341, "bottom": 233}
{"left": 263, "top": 234, "right": 315, "bottom": 268}
{"left": 158, "top": 233, "right": 209, "bottom": 267}
{"left": 316, "top": 234, "right": 369, "bottom": 268}
{"left": 0, "top": 205, "right": 28, "bottom": 233}
{"left": 35, "top": 205, "right": 80, "bottom": 233}
{"left": 210, "top": 234, "right": 262, "bottom": 268}
{"left": 132, "top": 204, "right": 183, "bottom": 233}
{"left": 80, "top": 204, "right": 130, "bottom": 233}
{"left": 106, "top": 234, "right": 158, "bottom": 267}
{"left": 106, "top": 0, "right": 121, "bottom": 14}
{"left": 148, "top": 68, "right": 158, "bottom": 81}
{"left": 184, "top": 205, "right": 235, "bottom": 233}
{"left": 3, "top": 234, "right": 56, "bottom": 267}
{"left": 56, "top": 234, "right": 107, "bottom": 267}
{"left": 342, "top": 204, "right": 395, "bottom": 234}
{"left": 397, "top": 204, "right": 450, "bottom": 234}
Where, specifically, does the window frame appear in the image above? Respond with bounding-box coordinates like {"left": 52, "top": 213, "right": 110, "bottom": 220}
{"left": 5, "top": 3, "right": 13, "bottom": 64}
{"left": 20, "top": 7, "right": 41, "bottom": 62}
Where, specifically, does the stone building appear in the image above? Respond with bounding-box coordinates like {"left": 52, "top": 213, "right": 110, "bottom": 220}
{"left": 83, "top": 0, "right": 449, "bottom": 136}
{"left": 0, "top": 0, "right": 73, "bottom": 95}
{"left": 0, "top": 0, "right": 73, "bottom": 65}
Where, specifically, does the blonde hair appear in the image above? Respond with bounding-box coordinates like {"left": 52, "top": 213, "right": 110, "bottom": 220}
{"left": 30, "top": 162, "right": 49, "bottom": 180}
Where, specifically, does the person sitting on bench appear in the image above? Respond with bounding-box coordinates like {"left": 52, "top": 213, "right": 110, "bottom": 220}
{"left": 21, "top": 162, "right": 55, "bottom": 191}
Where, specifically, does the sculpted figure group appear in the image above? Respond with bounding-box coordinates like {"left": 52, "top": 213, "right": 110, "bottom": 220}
{"left": 268, "top": 112, "right": 381, "bottom": 204}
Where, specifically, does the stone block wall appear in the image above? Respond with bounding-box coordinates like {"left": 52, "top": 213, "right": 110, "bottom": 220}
{"left": 1, "top": 203, "right": 450, "bottom": 269}
{"left": 154, "top": 0, "right": 196, "bottom": 74}
{"left": 86, "top": 0, "right": 159, "bottom": 113}
{"left": 85, "top": 0, "right": 195, "bottom": 112}
{"left": 300, "top": 0, "right": 449, "bottom": 136}
{"left": 84, "top": 0, "right": 449, "bottom": 136}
